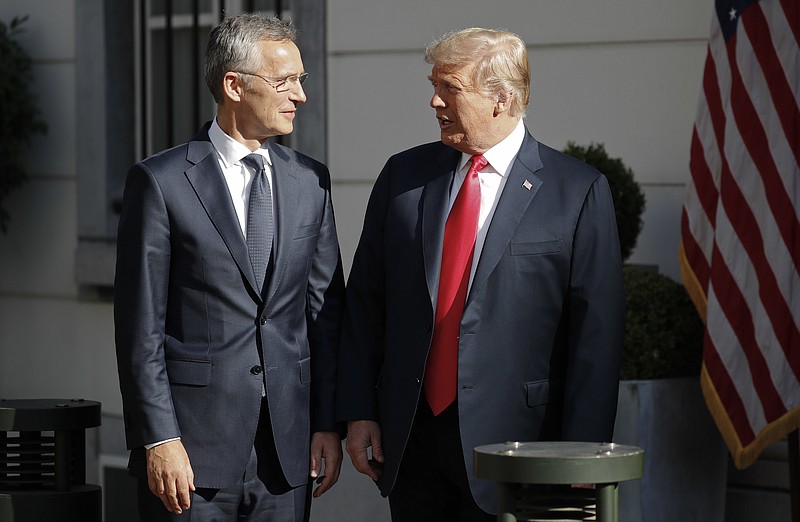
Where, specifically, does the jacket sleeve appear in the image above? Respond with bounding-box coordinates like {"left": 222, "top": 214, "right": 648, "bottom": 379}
{"left": 307, "top": 165, "right": 346, "bottom": 433}
{"left": 335, "top": 160, "right": 393, "bottom": 422}
{"left": 562, "top": 173, "right": 625, "bottom": 442}
{"left": 114, "top": 163, "right": 181, "bottom": 449}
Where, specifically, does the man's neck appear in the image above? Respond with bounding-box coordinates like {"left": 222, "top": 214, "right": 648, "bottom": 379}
{"left": 216, "top": 109, "right": 268, "bottom": 152}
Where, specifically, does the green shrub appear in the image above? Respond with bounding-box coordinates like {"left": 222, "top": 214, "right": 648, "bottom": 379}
{"left": 0, "top": 15, "right": 47, "bottom": 233}
{"left": 562, "top": 142, "right": 646, "bottom": 263}
{"left": 621, "top": 265, "right": 704, "bottom": 379}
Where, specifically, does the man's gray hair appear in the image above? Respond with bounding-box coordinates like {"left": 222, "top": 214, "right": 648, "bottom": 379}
{"left": 205, "top": 14, "right": 297, "bottom": 103}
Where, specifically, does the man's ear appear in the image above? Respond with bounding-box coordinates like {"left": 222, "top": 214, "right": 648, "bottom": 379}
{"left": 222, "top": 71, "right": 244, "bottom": 103}
{"left": 494, "top": 92, "right": 514, "bottom": 116}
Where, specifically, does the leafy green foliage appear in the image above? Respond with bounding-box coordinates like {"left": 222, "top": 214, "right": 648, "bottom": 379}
{"left": 620, "top": 266, "right": 704, "bottom": 379}
{"left": 562, "top": 142, "right": 646, "bottom": 262}
{"left": 0, "top": 15, "right": 47, "bottom": 233}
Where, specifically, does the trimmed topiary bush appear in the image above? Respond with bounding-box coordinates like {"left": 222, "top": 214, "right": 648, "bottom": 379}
{"left": 0, "top": 15, "right": 48, "bottom": 233}
{"left": 620, "top": 265, "right": 704, "bottom": 380}
{"left": 563, "top": 142, "right": 646, "bottom": 263}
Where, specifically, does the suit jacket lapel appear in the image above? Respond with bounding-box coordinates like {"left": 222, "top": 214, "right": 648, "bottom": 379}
{"left": 422, "top": 146, "right": 462, "bottom": 306}
{"left": 263, "top": 142, "right": 298, "bottom": 305}
{"left": 468, "top": 131, "right": 544, "bottom": 304}
{"left": 184, "top": 133, "right": 261, "bottom": 297}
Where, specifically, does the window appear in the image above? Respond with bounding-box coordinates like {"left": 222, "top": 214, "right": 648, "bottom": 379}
{"left": 75, "top": 0, "right": 327, "bottom": 289}
{"left": 138, "top": 0, "right": 288, "bottom": 158}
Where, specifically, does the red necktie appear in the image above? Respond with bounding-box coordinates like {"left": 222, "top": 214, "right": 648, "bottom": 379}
{"left": 424, "top": 154, "right": 487, "bottom": 415}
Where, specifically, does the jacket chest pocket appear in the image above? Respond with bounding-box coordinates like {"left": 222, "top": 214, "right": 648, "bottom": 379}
{"left": 294, "top": 221, "right": 321, "bottom": 240}
{"left": 511, "top": 240, "right": 561, "bottom": 257}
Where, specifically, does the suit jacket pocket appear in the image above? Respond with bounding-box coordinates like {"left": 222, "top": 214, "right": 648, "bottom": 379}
{"left": 525, "top": 379, "right": 551, "bottom": 407}
{"left": 299, "top": 356, "right": 311, "bottom": 385}
{"left": 511, "top": 240, "right": 561, "bottom": 257}
{"left": 294, "top": 221, "right": 321, "bottom": 240}
{"left": 166, "top": 358, "right": 212, "bottom": 387}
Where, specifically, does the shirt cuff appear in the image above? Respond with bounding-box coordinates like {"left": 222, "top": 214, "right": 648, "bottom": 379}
{"left": 144, "top": 437, "right": 180, "bottom": 450}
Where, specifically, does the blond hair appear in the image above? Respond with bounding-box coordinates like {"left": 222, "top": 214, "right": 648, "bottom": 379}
{"left": 425, "top": 27, "right": 530, "bottom": 117}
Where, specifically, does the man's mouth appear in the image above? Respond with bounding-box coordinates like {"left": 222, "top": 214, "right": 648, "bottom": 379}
{"left": 437, "top": 116, "right": 453, "bottom": 127}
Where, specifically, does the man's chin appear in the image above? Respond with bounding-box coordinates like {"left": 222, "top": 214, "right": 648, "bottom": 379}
{"left": 440, "top": 134, "right": 469, "bottom": 153}
{"left": 440, "top": 133, "right": 458, "bottom": 146}
{"left": 274, "top": 124, "right": 294, "bottom": 137}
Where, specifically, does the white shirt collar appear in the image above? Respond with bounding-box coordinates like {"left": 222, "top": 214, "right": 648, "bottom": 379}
{"left": 208, "top": 117, "right": 272, "bottom": 167}
{"left": 457, "top": 118, "right": 526, "bottom": 175}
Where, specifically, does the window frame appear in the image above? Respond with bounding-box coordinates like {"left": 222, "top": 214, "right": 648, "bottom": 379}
{"left": 74, "top": 0, "right": 327, "bottom": 290}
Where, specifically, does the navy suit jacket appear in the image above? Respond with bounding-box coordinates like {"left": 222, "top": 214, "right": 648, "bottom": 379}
{"left": 336, "top": 128, "right": 624, "bottom": 512}
{"left": 115, "top": 123, "right": 345, "bottom": 489}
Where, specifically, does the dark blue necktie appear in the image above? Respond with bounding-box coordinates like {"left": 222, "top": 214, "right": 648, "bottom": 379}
{"left": 243, "top": 154, "right": 273, "bottom": 293}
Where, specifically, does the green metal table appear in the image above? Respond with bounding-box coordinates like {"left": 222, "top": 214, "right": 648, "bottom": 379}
{"left": 474, "top": 441, "right": 644, "bottom": 522}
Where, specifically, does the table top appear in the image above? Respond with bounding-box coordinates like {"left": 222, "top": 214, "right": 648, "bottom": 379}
{"left": 474, "top": 441, "right": 644, "bottom": 485}
{"left": 0, "top": 398, "right": 101, "bottom": 431}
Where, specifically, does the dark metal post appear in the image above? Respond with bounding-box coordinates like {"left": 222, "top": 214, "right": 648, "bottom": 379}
{"left": 790, "top": 430, "right": 799, "bottom": 522}
{"left": 72, "top": 429, "right": 87, "bottom": 485}
{"left": 165, "top": 0, "right": 175, "bottom": 146}
{"left": 192, "top": 0, "right": 200, "bottom": 131}
{"left": 54, "top": 429, "right": 71, "bottom": 492}
{"left": 139, "top": 0, "right": 148, "bottom": 158}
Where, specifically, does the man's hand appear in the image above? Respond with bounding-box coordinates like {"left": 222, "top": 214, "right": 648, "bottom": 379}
{"left": 345, "top": 420, "right": 384, "bottom": 481}
{"left": 309, "top": 431, "right": 343, "bottom": 497}
{"left": 146, "top": 439, "right": 195, "bottom": 514}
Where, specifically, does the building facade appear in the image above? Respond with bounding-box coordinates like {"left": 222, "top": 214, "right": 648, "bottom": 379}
{"left": 0, "top": 0, "right": 790, "bottom": 520}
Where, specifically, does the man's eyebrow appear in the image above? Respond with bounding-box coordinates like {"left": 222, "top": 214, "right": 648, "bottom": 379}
{"left": 428, "top": 75, "right": 456, "bottom": 85}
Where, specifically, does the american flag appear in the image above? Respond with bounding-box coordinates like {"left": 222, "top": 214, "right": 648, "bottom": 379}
{"left": 679, "top": 0, "right": 799, "bottom": 469}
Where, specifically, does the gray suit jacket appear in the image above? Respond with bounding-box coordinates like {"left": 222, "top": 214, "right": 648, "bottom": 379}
{"left": 336, "top": 129, "right": 624, "bottom": 512}
{"left": 115, "top": 123, "right": 344, "bottom": 489}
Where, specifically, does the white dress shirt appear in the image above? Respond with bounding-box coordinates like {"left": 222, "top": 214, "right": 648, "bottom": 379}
{"left": 208, "top": 118, "right": 276, "bottom": 238}
{"left": 447, "top": 118, "right": 526, "bottom": 289}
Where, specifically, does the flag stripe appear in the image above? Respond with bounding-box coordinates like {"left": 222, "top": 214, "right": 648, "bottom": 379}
{"left": 744, "top": 4, "right": 800, "bottom": 168}
{"left": 778, "top": 0, "right": 800, "bottom": 47}
{"left": 702, "top": 49, "right": 731, "bottom": 169}
{"left": 716, "top": 132, "right": 800, "bottom": 375}
{"left": 712, "top": 196, "right": 800, "bottom": 418}
{"left": 703, "top": 329, "right": 757, "bottom": 443}
{"left": 683, "top": 127, "right": 717, "bottom": 297}
{"left": 680, "top": 210, "right": 710, "bottom": 295}
{"left": 728, "top": 19, "right": 800, "bottom": 265}
{"left": 766, "top": 1, "right": 800, "bottom": 108}
{"left": 689, "top": 130, "right": 721, "bottom": 234}
{"left": 711, "top": 203, "right": 788, "bottom": 421}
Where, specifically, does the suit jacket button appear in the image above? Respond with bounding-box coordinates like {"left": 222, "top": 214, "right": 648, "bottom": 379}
{"left": 250, "top": 365, "right": 263, "bottom": 375}
{"left": 260, "top": 316, "right": 267, "bottom": 325}
{"left": 424, "top": 323, "right": 432, "bottom": 333}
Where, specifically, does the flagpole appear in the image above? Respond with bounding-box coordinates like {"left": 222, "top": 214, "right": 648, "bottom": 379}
{"left": 790, "top": 430, "right": 799, "bottom": 522}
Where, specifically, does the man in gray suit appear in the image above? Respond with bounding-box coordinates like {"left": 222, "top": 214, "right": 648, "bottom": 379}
{"left": 115, "top": 14, "right": 344, "bottom": 521}
{"left": 337, "top": 27, "right": 624, "bottom": 521}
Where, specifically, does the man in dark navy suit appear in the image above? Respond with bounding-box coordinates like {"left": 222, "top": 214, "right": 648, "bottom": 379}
{"left": 115, "top": 14, "right": 344, "bottom": 521}
{"left": 337, "top": 27, "right": 625, "bottom": 521}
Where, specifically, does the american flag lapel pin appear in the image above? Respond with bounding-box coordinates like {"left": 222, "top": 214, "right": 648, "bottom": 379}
{"left": 522, "top": 179, "right": 533, "bottom": 191}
